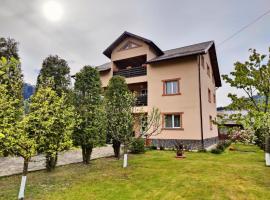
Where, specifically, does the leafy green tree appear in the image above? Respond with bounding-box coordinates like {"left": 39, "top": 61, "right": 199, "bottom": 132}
{"left": 30, "top": 83, "right": 75, "bottom": 171}
{"left": 73, "top": 66, "right": 106, "bottom": 164}
{"left": 0, "top": 57, "right": 23, "bottom": 156}
{"left": 0, "top": 84, "right": 21, "bottom": 155}
{"left": 36, "top": 55, "right": 71, "bottom": 96}
{"left": 0, "top": 37, "right": 19, "bottom": 60}
{"left": 0, "top": 57, "right": 36, "bottom": 200}
{"left": 222, "top": 48, "right": 270, "bottom": 149}
{"left": 0, "top": 57, "right": 23, "bottom": 106}
{"left": 104, "top": 76, "right": 134, "bottom": 165}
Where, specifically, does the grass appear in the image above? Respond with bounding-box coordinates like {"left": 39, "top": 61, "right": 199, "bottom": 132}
{"left": 0, "top": 144, "right": 270, "bottom": 200}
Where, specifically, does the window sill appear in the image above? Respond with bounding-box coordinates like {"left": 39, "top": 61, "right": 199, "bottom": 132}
{"left": 162, "top": 128, "right": 184, "bottom": 131}
{"left": 162, "top": 93, "right": 181, "bottom": 96}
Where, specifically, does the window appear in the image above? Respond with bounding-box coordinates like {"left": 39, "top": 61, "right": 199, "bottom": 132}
{"left": 208, "top": 89, "right": 211, "bottom": 103}
{"left": 207, "top": 63, "right": 210, "bottom": 77}
{"left": 163, "top": 113, "right": 183, "bottom": 129}
{"left": 213, "top": 94, "right": 216, "bottom": 103}
{"left": 119, "top": 41, "right": 141, "bottom": 51}
{"left": 163, "top": 79, "right": 180, "bottom": 95}
{"left": 209, "top": 115, "right": 213, "bottom": 130}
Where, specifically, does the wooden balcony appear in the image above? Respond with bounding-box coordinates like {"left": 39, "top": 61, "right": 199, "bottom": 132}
{"left": 113, "top": 66, "right": 146, "bottom": 78}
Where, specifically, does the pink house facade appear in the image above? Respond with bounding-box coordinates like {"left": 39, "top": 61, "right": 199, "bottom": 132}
{"left": 98, "top": 32, "right": 221, "bottom": 149}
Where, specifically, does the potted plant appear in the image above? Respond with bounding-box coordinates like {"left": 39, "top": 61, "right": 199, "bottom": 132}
{"left": 174, "top": 140, "right": 185, "bottom": 158}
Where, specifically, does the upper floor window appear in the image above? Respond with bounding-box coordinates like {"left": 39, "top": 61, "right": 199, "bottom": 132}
{"left": 207, "top": 63, "right": 210, "bottom": 77}
{"left": 213, "top": 94, "right": 216, "bottom": 103}
{"left": 208, "top": 89, "right": 211, "bottom": 103}
{"left": 164, "top": 113, "right": 183, "bottom": 129}
{"left": 119, "top": 41, "right": 141, "bottom": 51}
{"left": 209, "top": 115, "right": 213, "bottom": 130}
{"left": 162, "top": 78, "right": 180, "bottom": 96}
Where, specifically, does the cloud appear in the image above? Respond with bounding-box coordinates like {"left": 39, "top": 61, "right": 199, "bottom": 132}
{"left": 0, "top": 0, "right": 270, "bottom": 106}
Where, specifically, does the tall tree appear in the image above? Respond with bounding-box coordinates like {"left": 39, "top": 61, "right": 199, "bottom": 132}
{"left": 222, "top": 48, "right": 270, "bottom": 149}
{"left": 0, "top": 37, "right": 19, "bottom": 60}
{"left": 0, "top": 57, "right": 23, "bottom": 156}
{"left": 30, "top": 83, "right": 75, "bottom": 171}
{"left": 0, "top": 56, "right": 35, "bottom": 200}
{"left": 105, "top": 76, "right": 134, "bottom": 167}
{"left": 37, "top": 55, "right": 71, "bottom": 96}
{"left": 0, "top": 57, "right": 23, "bottom": 105}
{"left": 73, "top": 66, "right": 106, "bottom": 164}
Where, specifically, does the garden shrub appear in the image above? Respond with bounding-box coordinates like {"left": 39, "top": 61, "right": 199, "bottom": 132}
{"left": 211, "top": 148, "right": 223, "bottom": 154}
{"left": 211, "top": 140, "right": 232, "bottom": 154}
{"left": 159, "top": 146, "right": 165, "bottom": 150}
{"left": 149, "top": 145, "right": 157, "bottom": 150}
{"left": 130, "top": 138, "right": 145, "bottom": 154}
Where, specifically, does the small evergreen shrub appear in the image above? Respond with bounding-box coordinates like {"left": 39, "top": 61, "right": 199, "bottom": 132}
{"left": 211, "top": 148, "right": 223, "bottom": 154}
{"left": 159, "top": 146, "right": 165, "bottom": 150}
{"left": 211, "top": 140, "right": 232, "bottom": 154}
{"left": 149, "top": 145, "right": 157, "bottom": 150}
{"left": 130, "top": 138, "right": 145, "bottom": 154}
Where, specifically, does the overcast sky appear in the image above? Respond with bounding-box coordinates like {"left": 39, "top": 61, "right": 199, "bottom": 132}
{"left": 1, "top": 0, "right": 270, "bottom": 106}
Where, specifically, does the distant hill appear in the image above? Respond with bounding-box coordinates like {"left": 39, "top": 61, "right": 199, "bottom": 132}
{"left": 23, "top": 83, "right": 35, "bottom": 99}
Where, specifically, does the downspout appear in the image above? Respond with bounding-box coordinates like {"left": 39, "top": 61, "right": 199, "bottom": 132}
{"left": 198, "top": 55, "right": 204, "bottom": 149}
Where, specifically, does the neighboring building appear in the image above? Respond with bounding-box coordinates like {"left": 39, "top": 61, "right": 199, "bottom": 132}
{"left": 217, "top": 108, "right": 246, "bottom": 138}
{"left": 98, "top": 31, "right": 221, "bottom": 149}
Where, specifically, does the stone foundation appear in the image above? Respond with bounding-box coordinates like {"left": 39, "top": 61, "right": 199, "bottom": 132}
{"left": 151, "top": 137, "right": 219, "bottom": 150}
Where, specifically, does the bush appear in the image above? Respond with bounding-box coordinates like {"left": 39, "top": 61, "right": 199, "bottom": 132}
{"left": 130, "top": 138, "right": 145, "bottom": 154}
{"left": 149, "top": 145, "right": 157, "bottom": 150}
{"left": 211, "top": 140, "right": 232, "bottom": 154}
{"left": 159, "top": 146, "right": 165, "bottom": 150}
{"left": 211, "top": 148, "right": 223, "bottom": 154}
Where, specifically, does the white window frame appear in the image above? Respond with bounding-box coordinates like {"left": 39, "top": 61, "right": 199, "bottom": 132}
{"left": 164, "top": 114, "right": 181, "bottom": 129}
{"left": 164, "top": 80, "right": 179, "bottom": 95}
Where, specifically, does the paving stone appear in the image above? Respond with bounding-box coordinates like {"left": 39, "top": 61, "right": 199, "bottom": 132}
{"left": 0, "top": 145, "right": 114, "bottom": 177}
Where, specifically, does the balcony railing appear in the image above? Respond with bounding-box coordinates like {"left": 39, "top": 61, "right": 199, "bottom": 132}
{"left": 113, "top": 66, "right": 146, "bottom": 78}
{"left": 135, "top": 95, "right": 147, "bottom": 106}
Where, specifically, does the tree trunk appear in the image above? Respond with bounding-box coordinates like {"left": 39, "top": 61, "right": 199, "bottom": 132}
{"left": 18, "top": 158, "right": 29, "bottom": 200}
{"left": 123, "top": 144, "right": 128, "bottom": 168}
{"left": 85, "top": 146, "right": 93, "bottom": 164}
{"left": 266, "top": 136, "right": 270, "bottom": 166}
{"left": 45, "top": 153, "right": 58, "bottom": 171}
{"left": 82, "top": 145, "right": 86, "bottom": 163}
{"left": 113, "top": 140, "right": 121, "bottom": 159}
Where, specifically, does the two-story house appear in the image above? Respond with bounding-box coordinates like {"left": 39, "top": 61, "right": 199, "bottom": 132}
{"left": 97, "top": 31, "right": 221, "bottom": 149}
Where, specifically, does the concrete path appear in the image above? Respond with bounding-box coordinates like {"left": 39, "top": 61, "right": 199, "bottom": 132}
{"left": 0, "top": 145, "right": 114, "bottom": 177}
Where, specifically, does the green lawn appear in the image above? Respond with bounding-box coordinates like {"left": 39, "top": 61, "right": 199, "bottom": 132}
{"left": 1, "top": 144, "right": 270, "bottom": 200}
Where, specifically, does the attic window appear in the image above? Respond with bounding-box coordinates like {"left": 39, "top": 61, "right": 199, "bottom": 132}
{"left": 119, "top": 41, "right": 141, "bottom": 51}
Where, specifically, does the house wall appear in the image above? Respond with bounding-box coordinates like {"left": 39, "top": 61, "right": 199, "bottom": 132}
{"left": 147, "top": 56, "right": 201, "bottom": 140}
{"left": 199, "top": 53, "right": 219, "bottom": 139}
{"left": 99, "top": 36, "right": 219, "bottom": 148}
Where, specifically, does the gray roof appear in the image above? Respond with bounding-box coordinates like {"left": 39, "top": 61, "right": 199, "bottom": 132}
{"left": 96, "top": 62, "right": 111, "bottom": 72}
{"left": 98, "top": 37, "right": 221, "bottom": 87}
{"left": 147, "top": 41, "right": 213, "bottom": 63}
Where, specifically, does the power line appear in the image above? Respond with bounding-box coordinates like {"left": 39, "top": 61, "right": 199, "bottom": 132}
{"left": 217, "top": 8, "right": 270, "bottom": 47}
